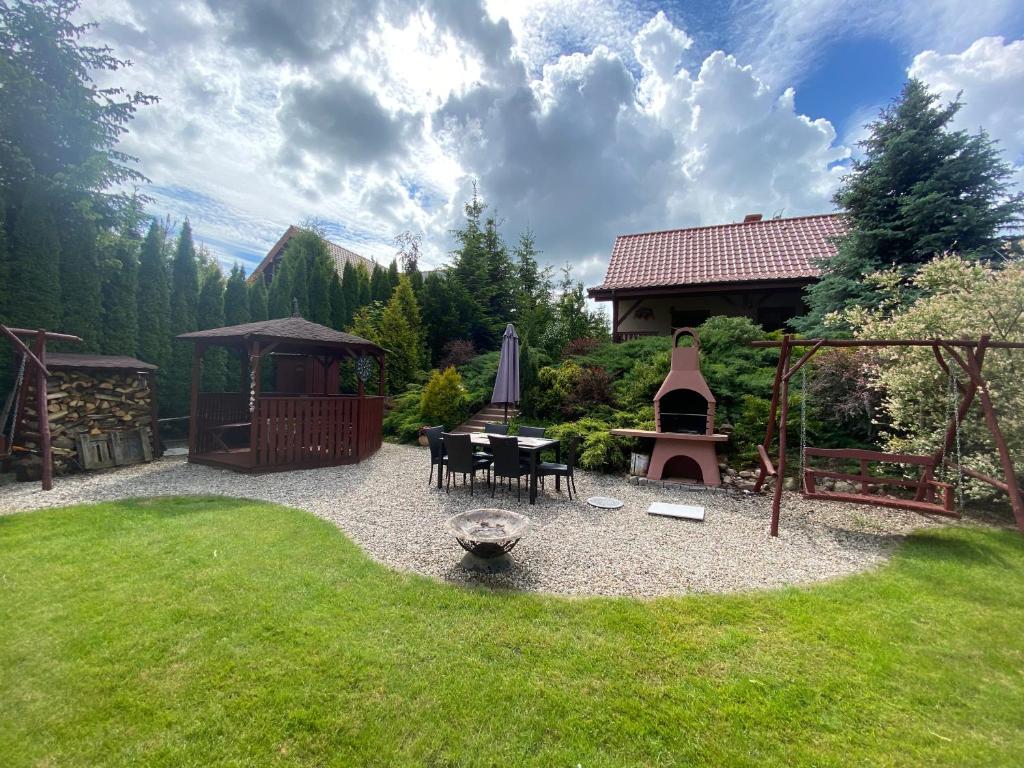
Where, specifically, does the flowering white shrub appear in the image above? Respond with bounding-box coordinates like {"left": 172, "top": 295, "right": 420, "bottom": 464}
{"left": 837, "top": 254, "right": 1024, "bottom": 500}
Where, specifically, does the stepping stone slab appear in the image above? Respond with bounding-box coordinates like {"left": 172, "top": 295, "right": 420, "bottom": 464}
{"left": 588, "top": 496, "right": 624, "bottom": 509}
{"left": 648, "top": 502, "right": 705, "bottom": 521}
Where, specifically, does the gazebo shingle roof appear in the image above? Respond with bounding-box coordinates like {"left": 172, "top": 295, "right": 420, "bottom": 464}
{"left": 177, "top": 316, "right": 384, "bottom": 355}
{"left": 591, "top": 213, "right": 847, "bottom": 293}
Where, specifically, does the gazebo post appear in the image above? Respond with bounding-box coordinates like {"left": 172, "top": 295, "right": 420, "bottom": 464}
{"left": 249, "top": 340, "right": 261, "bottom": 466}
{"left": 187, "top": 345, "right": 203, "bottom": 456}
{"left": 377, "top": 355, "right": 386, "bottom": 396}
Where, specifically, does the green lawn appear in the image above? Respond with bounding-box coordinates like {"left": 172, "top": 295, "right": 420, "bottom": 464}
{"left": 1, "top": 498, "right": 1022, "bottom": 767}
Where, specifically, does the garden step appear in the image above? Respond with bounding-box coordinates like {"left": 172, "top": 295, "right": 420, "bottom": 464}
{"left": 456, "top": 404, "right": 518, "bottom": 433}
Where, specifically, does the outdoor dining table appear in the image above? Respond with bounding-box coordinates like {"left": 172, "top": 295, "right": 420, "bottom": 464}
{"left": 436, "top": 432, "right": 560, "bottom": 504}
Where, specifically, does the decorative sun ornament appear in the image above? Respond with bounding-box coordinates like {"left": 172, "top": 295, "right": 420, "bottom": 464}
{"left": 356, "top": 355, "right": 375, "bottom": 383}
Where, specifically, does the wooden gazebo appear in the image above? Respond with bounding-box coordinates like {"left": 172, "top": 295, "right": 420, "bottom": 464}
{"left": 177, "top": 316, "right": 386, "bottom": 473}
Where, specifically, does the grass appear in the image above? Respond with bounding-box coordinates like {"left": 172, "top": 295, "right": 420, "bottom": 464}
{"left": 1, "top": 497, "right": 1023, "bottom": 767}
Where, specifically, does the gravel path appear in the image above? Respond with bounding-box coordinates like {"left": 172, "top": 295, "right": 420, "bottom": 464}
{"left": 0, "top": 443, "right": 947, "bottom": 597}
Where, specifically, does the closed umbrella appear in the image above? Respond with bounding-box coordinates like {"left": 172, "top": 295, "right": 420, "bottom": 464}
{"left": 491, "top": 324, "right": 520, "bottom": 423}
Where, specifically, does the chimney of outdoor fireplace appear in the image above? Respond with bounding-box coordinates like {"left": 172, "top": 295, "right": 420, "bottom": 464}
{"left": 743, "top": 213, "right": 763, "bottom": 223}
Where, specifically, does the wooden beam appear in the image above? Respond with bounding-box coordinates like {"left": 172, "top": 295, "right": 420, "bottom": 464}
{"left": 0, "top": 324, "right": 50, "bottom": 377}
{"left": 770, "top": 335, "right": 792, "bottom": 537}
{"left": 754, "top": 334, "right": 789, "bottom": 493}
{"left": 4, "top": 327, "right": 82, "bottom": 343}
{"left": 752, "top": 338, "right": 1024, "bottom": 350}
{"left": 187, "top": 345, "right": 203, "bottom": 458}
{"left": 614, "top": 298, "right": 644, "bottom": 330}
{"left": 782, "top": 339, "right": 825, "bottom": 383}
{"left": 249, "top": 340, "right": 261, "bottom": 466}
{"left": 33, "top": 332, "right": 52, "bottom": 491}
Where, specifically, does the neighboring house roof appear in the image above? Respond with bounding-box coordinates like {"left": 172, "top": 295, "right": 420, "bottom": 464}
{"left": 46, "top": 353, "right": 158, "bottom": 371}
{"left": 589, "top": 213, "right": 848, "bottom": 296}
{"left": 248, "top": 225, "right": 377, "bottom": 284}
{"left": 177, "top": 316, "right": 384, "bottom": 355}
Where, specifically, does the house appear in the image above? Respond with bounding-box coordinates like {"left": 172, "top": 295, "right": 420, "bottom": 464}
{"left": 248, "top": 225, "right": 377, "bottom": 284}
{"left": 587, "top": 213, "right": 848, "bottom": 341}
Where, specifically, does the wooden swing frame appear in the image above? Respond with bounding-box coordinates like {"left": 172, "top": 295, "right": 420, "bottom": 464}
{"left": 751, "top": 335, "right": 1024, "bottom": 537}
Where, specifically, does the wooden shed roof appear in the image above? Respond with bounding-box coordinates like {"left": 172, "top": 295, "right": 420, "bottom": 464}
{"left": 46, "top": 353, "right": 158, "bottom": 371}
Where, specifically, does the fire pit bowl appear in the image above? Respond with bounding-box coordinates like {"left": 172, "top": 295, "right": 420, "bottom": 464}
{"left": 445, "top": 508, "right": 531, "bottom": 573}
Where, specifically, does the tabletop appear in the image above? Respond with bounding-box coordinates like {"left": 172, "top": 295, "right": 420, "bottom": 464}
{"left": 467, "top": 433, "right": 557, "bottom": 451}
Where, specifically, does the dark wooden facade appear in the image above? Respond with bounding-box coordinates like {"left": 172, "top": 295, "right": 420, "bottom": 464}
{"left": 178, "top": 316, "right": 386, "bottom": 473}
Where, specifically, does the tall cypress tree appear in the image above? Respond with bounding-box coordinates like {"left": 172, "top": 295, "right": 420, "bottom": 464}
{"left": 356, "top": 263, "right": 372, "bottom": 309}
{"left": 99, "top": 226, "right": 140, "bottom": 355}
{"left": 167, "top": 221, "right": 199, "bottom": 415}
{"left": 197, "top": 260, "right": 226, "bottom": 392}
{"left": 370, "top": 263, "right": 390, "bottom": 303}
{"left": 268, "top": 257, "right": 295, "bottom": 319}
{"left": 136, "top": 220, "right": 171, "bottom": 370}
{"left": 387, "top": 258, "right": 400, "bottom": 291}
{"left": 328, "top": 271, "right": 346, "bottom": 330}
{"left": 58, "top": 210, "right": 102, "bottom": 350}
{"left": 284, "top": 245, "right": 309, "bottom": 317}
{"left": 341, "top": 261, "right": 359, "bottom": 326}
{"left": 800, "top": 79, "right": 1024, "bottom": 333}
{"left": 308, "top": 247, "right": 334, "bottom": 325}
{"left": 0, "top": 205, "right": 10, "bottom": 325}
{"left": 7, "top": 181, "right": 61, "bottom": 331}
{"left": 224, "top": 264, "right": 250, "bottom": 325}
{"left": 248, "top": 274, "right": 269, "bottom": 321}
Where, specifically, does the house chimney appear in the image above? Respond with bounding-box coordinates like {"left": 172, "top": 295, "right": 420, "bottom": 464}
{"left": 743, "top": 213, "right": 763, "bottom": 223}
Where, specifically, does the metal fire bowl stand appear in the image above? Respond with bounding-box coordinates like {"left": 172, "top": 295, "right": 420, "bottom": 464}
{"left": 445, "top": 508, "right": 531, "bottom": 573}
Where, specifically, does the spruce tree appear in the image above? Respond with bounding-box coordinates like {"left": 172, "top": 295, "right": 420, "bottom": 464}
{"left": 329, "top": 272, "right": 346, "bottom": 330}
{"left": 224, "top": 264, "right": 250, "bottom": 325}
{"left": 7, "top": 181, "right": 61, "bottom": 330}
{"left": 136, "top": 220, "right": 171, "bottom": 370}
{"left": 197, "top": 261, "right": 226, "bottom": 392}
{"left": 800, "top": 78, "right": 1024, "bottom": 333}
{"left": 341, "top": 261, "right": 359, "bottom": 326}
{"left": 248, "top": 274, "right": 269, "bottom": 321}
{"left": 58, "top": 210, "right": 102, "bottom": 350}
{"left": 99, "top": 226, "right": 139, "bottom": 355}
{"left": 166, "top": 221, "right": 199, "bottom": 415}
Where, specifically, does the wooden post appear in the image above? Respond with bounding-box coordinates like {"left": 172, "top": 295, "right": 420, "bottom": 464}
{"left": 33, "top": 331, "right": 52, "bottom": 491}
{"left": 770, "top": 335, "right": 792, "bottom": 536}
{"left": 249, "top": 341, "right": 261, "bottom": 466}
{"left": 755, "top": 335, "right": 789, "bottom": 492}
{"left": 148, "top": 373, "right": 162, "bottom": 457}
{"left": 187, "top": 345, "right": 203, "bottom": 458}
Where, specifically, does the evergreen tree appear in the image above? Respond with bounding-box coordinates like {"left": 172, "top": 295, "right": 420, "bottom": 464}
{"left": 387, "top": 258, "right": 400, "bottom": 291}
{"left": 58, "top": 209, "right": 102, "bottom": 350}
{"left": 99, "top": 225, "right": 139, "bottom": 355}
{"left": 370, "top": 263, "right": 391, "bottom": 303}
{"left": 420, "top": 271, "right": 473, "bottom": 364}
{"left": 224, "top": 264, "right": 250, "bottom": 326}
{"left": 136, "top": 220, "right": 171, "bottom": 370}
{"left": 166, "top": 220, "right": 199, "bottom": 415}
{"left": 341, "top": 261, "right": 359, "bottom": 326}
{"left": 197, "top": 260, "right": 226, "bottom": 392}
{"left": 282, "top": 244, "right": 309, "bottom": 317}
{"left": 800, "top": 78, "right": 1024, "bottom": 333}
{"left": 248, "top": 274, "right": 269, "bottom": 321}
{"left": 308, "top": 247, "right": 334, "bottom": 325}
{"left": 356, "top": 262, "right": 372, "bottom": 308}
{"left": 395, "top": 231, "right": 423, "bottom": 296}
{"left": 0, "top": 206, "right": 9, "bottom": 324}
{"left": 6, "top": 181, "right": 61, "bottom": 330}
{"left": 513, "top": 229, "right": 553, "bottom": 345}
{"left": 267, "top": 257, "right": 294, "bottom": 319}
{"left": 329, "top": 272, "right": 346, "bottom": 330}
{"left": 376, "top": 278, "right": 425, "bottom": 394}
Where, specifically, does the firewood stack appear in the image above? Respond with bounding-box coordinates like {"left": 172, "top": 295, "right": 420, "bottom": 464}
{"left": 18, "top": 368, "right": 155, "bottom": 474}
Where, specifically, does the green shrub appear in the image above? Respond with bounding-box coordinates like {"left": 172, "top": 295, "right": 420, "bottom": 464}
{"left": 420, "top": 367, "right": 468, "bottom": 430}
{"left": 455, "top": 351, "right": 500, "bottom": 412}
{"left": 383, "top": 386, "right": 427, "bottom": 443}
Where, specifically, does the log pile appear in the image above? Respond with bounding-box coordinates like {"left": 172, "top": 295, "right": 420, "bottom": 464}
{"left": 18, "top": 369, "right": 154, "bottom": 474}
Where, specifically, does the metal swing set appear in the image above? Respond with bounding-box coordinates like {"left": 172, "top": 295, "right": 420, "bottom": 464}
{"left": 752, "top": 334, "right": 1024, "bottom": 537}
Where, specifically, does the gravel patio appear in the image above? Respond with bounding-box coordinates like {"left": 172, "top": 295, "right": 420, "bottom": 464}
{"left": 0, "top": 442, "right": 944, "bottom": 597}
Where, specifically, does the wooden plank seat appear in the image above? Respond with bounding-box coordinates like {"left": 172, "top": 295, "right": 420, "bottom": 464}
{"left": 802, "top": 447, "right": 958, "bottom": 518}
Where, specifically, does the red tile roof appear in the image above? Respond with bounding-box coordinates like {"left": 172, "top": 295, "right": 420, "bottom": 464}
{"left": 590, "top": 213, "right": 847, "bottom": 294}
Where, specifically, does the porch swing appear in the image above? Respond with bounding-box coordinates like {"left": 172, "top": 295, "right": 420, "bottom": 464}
{"left": 751, "top": 334, "right": 1024, "bottom": 538}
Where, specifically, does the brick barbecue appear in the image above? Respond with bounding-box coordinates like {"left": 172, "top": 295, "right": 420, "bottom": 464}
{"left": 611, "top": 328, "right": 727, "bottom": 485}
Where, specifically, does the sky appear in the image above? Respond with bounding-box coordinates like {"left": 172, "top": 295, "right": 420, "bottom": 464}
{"left": 79, "top": 0, "right": 1024, "bottom": 284}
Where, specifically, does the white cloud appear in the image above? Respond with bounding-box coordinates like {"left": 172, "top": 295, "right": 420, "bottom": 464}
{"left": 909, "top": 36, "right": 1024, "bottom": 186}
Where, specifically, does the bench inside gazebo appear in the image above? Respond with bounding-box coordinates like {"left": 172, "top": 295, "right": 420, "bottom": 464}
{"left": 177, "top": 316, "right": 387, "bottom": 473}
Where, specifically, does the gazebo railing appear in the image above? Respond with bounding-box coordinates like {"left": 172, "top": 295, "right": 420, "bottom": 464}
{"left": 253, "top": 395, "right": 384, "bottom": 468}
{"left": 194, "top": 392, "right": 249, "bottom": 454}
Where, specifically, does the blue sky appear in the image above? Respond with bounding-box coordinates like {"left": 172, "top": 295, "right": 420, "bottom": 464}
{"left": 83, "top": 1, "right": 1024, "bottom": 281}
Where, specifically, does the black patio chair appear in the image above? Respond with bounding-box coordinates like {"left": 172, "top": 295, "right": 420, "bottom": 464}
{"left": 483, "top": 423, "right": 509, "bottom": 435}
{"left": 517, "top": 425, "right": 547, "bottom": 438}
{"left": 537, "top": 436, "right": 578, "bottom": 500}
{"left": 488, "top": 434, "right": 531, "bottom": 501}
{"left": 442, "top": 432, "right": 492, "bottom": 495}
{"left": 424, "top": 425, "right": 446, "bottom": 486}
